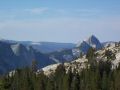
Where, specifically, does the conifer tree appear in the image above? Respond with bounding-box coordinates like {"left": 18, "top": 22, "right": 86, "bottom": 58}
{"left": 86, "top": 47, "right": 95, "bottom": 64}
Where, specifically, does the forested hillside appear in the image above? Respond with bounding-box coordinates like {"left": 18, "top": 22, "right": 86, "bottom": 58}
{"left": 0, "top": 48, "right": 120, "bottom": 90}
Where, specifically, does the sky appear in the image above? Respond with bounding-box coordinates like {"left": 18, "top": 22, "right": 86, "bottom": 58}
{"left": 0, "top": 0, "right": 120, "bottom": 43}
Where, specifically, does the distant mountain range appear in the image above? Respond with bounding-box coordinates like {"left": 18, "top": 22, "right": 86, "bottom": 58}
{"left": 21, "top": 41, "right": 75, "bottom": 53}
{"left": 0, "top": 35, "right": 117, "bottom": 74}
{"left": 0, "top": 41, "right": 56, "bottom": 74}
{"left": 0, "top": 39, "right": 75, "bottom": 74}
{"left": 1, "top": 39, "right": 75, "bottom": 53}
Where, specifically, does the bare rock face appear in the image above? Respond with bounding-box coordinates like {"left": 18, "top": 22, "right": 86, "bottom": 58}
{"left": 40, "top": 57, "right": 88, "bottom": 76}
{"left": 40, "top": 42, "right": 120, "bottom": 76}
{"left": 75, "top": 35, "right": 103, "bottom": 54}
{"left": 96, "top": 42, "right": 120, "bottom": 69}
{"left": 86, "top": 35, "right": 103, "bottom": 49}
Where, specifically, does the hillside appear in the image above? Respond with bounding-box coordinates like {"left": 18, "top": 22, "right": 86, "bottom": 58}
{"left": 4, "top": 41, "right": 120, "bottom": 90}
{"left": 40, "top": 42, "right": 120, "bottom": 76}
{"left": 0, "top": 35, "right": 118, "bottom": 75}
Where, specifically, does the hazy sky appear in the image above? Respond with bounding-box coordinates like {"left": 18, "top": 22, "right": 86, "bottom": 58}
{"left": 0, "top": 0, "right": 120, "bottom": 43}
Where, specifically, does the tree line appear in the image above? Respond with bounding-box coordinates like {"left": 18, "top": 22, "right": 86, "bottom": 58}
{"left": 0, "top": 48, "right": 120, "bottom": 90}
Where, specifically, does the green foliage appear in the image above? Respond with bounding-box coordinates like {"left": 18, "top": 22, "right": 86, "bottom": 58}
{"left": 0, "top": 60, "right": 120, "bottom": 90}
{"left": 32, "top": 60, "right": 38, "bottom": 72}
{"left": 86, "top": 47, "right": 96, "bottom": 63}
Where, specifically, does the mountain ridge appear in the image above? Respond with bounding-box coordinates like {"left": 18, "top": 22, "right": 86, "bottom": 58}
{"left": 0, "top": 35, "right": 118, "bottom": 74}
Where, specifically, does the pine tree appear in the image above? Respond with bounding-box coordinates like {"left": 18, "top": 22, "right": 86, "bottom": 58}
{"left": 86, "top": 47, "right": 95, "bottom": 64}
{"left": 62, "top": 67, "right": 72, "bottom": 90}
{"left": 71, "top": 73, "right": 80, "bottom": 90}
{"left": 101, "top": 72, "right": 108, "bottom": 90}
{"left": 32, "top": 60, "right": 38, "bottom": 72}
{"left": 1, "top": 76, "right": 11, "bottom": 90}
{"left": 35, "top": 72, "right": 47, "bottom": 90}
{"left": 46, "top": 79, "right": 55, "bottom": 90}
